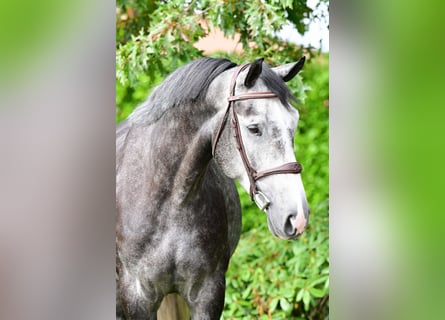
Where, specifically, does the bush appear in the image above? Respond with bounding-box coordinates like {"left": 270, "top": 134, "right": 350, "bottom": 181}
{"left": 224, "top": 213, "right": 329, "bottom": 319}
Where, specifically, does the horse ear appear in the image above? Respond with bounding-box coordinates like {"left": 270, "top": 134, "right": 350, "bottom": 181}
{"left": 244, "top": 58, "right": 264, "bottom": 88}
{"left": 272, "top": 56, "right": 306, "bottom": 82}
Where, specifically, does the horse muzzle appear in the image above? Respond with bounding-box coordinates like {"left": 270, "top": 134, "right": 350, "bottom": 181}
{"left": 264, "top": 198, "right": 309, "bottom": 240}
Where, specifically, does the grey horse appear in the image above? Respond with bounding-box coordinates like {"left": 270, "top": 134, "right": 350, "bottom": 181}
{"left": 116, "top": 57, "right": 309, "bottom": 319}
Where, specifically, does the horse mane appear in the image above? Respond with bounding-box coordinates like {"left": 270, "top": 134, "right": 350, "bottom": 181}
{"left": 128, "top": 57, "right": 295, "bottom": 125}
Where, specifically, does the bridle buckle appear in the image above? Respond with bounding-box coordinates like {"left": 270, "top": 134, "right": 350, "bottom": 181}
{"left": 254, "top": 191, "right": 271, "bottom": 211}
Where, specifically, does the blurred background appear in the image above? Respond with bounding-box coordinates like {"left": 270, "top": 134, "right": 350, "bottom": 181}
{"left": 1, "top": 0, "right": 445, "bottom": 319}
{"left": 116, "top": 0, "right": 329, "bottom": 318}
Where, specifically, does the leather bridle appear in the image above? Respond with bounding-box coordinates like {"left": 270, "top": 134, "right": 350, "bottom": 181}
{"left": 212, "top": 64, "right": 303, "bottom": 211}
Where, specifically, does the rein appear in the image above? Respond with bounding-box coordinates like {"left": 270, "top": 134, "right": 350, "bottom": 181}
{"left": 212, "top": 64, "right": 302, "bottom": 211}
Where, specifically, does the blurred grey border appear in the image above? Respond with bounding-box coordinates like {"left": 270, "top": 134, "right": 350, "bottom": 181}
{"left": 331, "top": 1, "right": 398, "bottom": 319}
{"left": 0, "top": 1, "right": 115, "bottom": 319}
{"left": 331, "top": 1, "right": 380, "bottom": 319}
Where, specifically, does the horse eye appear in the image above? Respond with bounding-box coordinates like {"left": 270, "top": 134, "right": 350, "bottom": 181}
{"left": 247, "top": 125, "right": 261, "bottom": 136}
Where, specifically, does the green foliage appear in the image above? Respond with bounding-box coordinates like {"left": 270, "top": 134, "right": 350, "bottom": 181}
{"left": 223, "top": 214, "right": 329, "bottom": 319}
{"left": 116, "top": 0, "right": 204, "bottom": 86}
{"left": 116, "top": 0, "right": 322, "bottom": 88}
{"left": 116, "top": 1, "right": 328, "bottom": 318}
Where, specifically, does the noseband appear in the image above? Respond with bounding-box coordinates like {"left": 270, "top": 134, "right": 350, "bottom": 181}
{"left": 212, "top": 64, "right": 302, "bottom": 211}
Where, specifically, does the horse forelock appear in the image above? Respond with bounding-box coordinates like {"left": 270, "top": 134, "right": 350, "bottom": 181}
{"left": 259, "top": 63, "right": 296, "bottom": 108}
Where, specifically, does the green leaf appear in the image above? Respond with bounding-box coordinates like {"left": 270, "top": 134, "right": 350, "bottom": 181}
{"left": 302, "top": 290, "right": 311, "bottom": 311}
{"left": 279, "top": 297, "right": 292, "bottom": 312}
{"left": 308, "top": 275, "right": 329, "bottom": 288}
{"left": 296, "top": 288, "right": 304, "bottom": 302}
{"left": 269, "top": 297, "right": 280, "bottom": 313}
{"left": 242, "top": 287, "right": 251, "bottom": 299}
{"left": 309, "top": 287, "right": 325, "bottom": 298}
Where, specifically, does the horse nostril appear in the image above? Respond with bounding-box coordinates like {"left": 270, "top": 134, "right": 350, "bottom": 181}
{"left": 284, "top": 215, "right": 297, "bottom": 236}
{"left": 285, "top": 213, "right": 308, "bottom": 238}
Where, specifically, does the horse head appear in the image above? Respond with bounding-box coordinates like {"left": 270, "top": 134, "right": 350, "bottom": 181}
{"left": 211, "top": 57, "right": 309, "bottom": 240}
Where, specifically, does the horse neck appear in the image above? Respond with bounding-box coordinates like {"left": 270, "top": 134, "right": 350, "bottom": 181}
{"left": 144, "top": 103, "right": 216, "bottom": 205}
{"left": 166, "top": 76, "right": 231, "bottom": 203}
{"left": 171, "top": 120, "right": 214, "bottom": 204}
